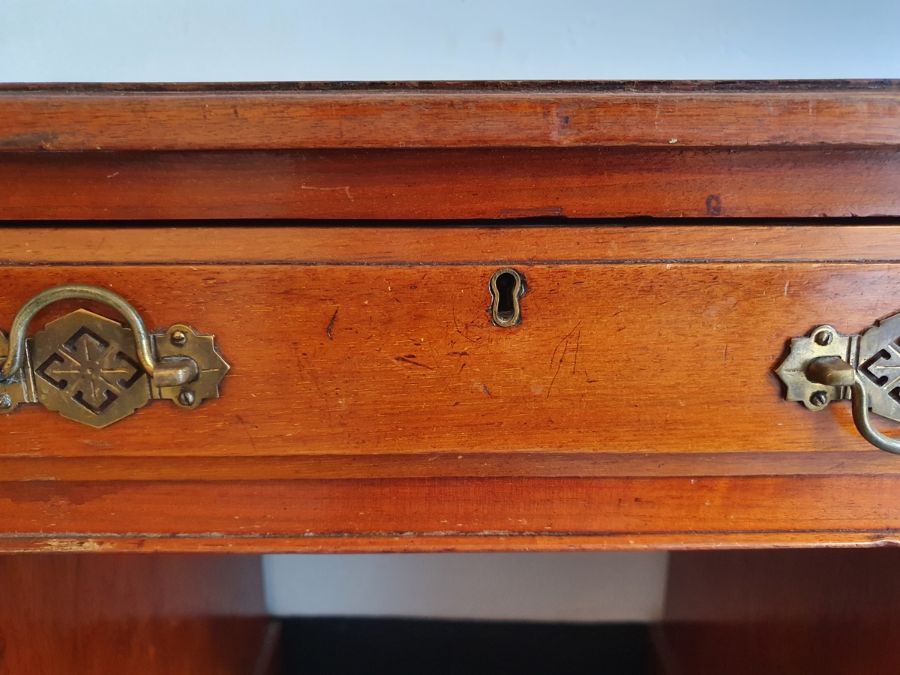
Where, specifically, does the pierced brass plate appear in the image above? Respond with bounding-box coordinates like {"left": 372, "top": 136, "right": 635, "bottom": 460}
{"left": 0, "top": 285, "right": 228, "bottom": 428}
{"left": 31, "top": 309, "right": 151, "bottom": 428}
{"left": 776, "top": 309, "right": 900, "bottom": 455}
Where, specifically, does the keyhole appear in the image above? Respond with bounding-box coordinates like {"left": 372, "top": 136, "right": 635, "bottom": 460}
{"left": 489, "top": 268, "right": 525, "bottom": 327}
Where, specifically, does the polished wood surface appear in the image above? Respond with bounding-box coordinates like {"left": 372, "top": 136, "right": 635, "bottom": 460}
{"left": 3, "top": 148, "right": 898, "bottom": 221}
{"left": 0, "top": 555, "right": 275, "bottom": 674}
{"left": 0, "top": 258, "right": 897, "bottom": 457}
{"left": 660, "top": 549, "right": 900, "bottom": 675}
{"left": 1, "top": 225, "right": 900, "bottom": 551}
{"left": 2, "top": 83, "right": 899, "bottom": 554}
{"left": 2, "top": 82, "right": 899, "bottom": 150}
{"left": 0, "top": 475, "right": 898, "bottom": 553}
{"left": 3, "top": 82, "right": 899, "bottom": 221}
{"left": 1, "top": 226, "right": 899, "bottom": 460}
{"left": 2, "top": 224, "right": 900, "bottom": 263}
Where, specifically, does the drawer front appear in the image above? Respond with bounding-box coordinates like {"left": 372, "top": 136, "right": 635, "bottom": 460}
{"left": 2, "top": 225, "right": 900, "bottom": 551}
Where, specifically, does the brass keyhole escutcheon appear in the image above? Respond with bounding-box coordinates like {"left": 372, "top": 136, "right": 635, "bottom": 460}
{"left": 489, "top": 268, "right": 525, "bottom": 327}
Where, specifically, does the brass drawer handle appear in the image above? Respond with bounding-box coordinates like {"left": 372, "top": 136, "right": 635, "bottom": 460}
{"left": 776, "top": 315, "right": 900, "bottom": 455}
{"left": 0, "top": 284, "right": 228, "bottom": 428}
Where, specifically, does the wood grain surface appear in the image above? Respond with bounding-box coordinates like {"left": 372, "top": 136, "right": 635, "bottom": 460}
{"left": 2, "top": 224, "right": 900, "bottom": 263}
{"left": 3, "top": 148, "right": 899, "bottom": 220}
{"left": 1, "top": 258, "right": 899, "bottom": 459}
{"left": 3, "top": 82, "right": 898, "bottom": 221}
{"left": 660, "top": 549, "right": 900, "bottom": 675}
{"left": 0, "top": 555, "right": 275, "bottom": 674}
{"left": 2, "top": 82, "right": 899, "bottom": 150}
{"left": 0, "top": 475, "right": 898, "bottom": 553}
{"left": 0, "top": 263, "right": 900, "bottom": 456}
{"left": 1, "top": 225, "right": 898, "bottom": 462}
{"left": 1, "top": 225, "right": 900, "bottom": 551}
{"left": 3, "top": 78, "right": 900, "bottom": 553}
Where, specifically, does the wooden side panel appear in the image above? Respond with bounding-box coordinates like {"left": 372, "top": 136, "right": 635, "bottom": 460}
{"left": 2, "top": 148, "right": 899, "bottom": 220}
{"left": 659, "top": 549, "right": 900, "bottom": 675}
{"left": 0, "top": 555, "right": 275, "bottom": 675}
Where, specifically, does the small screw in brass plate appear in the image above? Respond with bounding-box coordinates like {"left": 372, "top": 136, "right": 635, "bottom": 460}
{"left": 0, "top": 331, "right": 33, "bottom": 415}
{"left": 153, "top": 324, "right": 229, "bottom": 410}
{"left": 0, "top": 284, "right": 229, "bottom": 428}
{"left": 489, "top": 268, "right": 525, "bottom": 327}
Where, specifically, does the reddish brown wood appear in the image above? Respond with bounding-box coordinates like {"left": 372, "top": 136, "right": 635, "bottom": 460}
{"left": 1, "top": 224, "right": 899, "bottom": 263}
{"left": 2, "top": 83, "right": 900, "bottom": 555}
{"left": 1, "top": 225, "right": 899, "bottom": 551}
{"left": 5, "top": 451, "right": 900, "bottom": 482}
{"left": 2, "top": 148, "right": 899, "bottom": 220}
{"left": 0, "top": 476, "right": 898, "bottom": 552}
{"left": 2, "top": 82, "right": 899, "bottom": 150}
{"left": 659, "top": 549, "right": 900, "bottom": 675}
{"left": 4, "top": 532, "right": 893, "bottom": 553}
{"left": 0, "top": 555, "right": 275, "bottom": 674}
{"left": 3, "top": 83, "right": 898, "bottom": 220}
{"left": 3, "top": 258, "right": 900, "bottom": 459}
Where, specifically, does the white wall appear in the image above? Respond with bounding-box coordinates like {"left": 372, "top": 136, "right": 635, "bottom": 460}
{"left": 2, "top": 0, "right": 898, "bottom": 81}
{"left": 265, "top": 553, "right": 669, "bottom": 622}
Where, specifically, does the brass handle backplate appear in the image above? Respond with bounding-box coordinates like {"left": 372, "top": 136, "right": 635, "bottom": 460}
{"left": 776, "top": 312, "right": 900, "bottom": 455}
{"left": 0, "top": 284, "right": 229, "bottom": 428}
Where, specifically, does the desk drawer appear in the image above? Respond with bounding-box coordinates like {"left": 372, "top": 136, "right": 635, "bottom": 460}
{"left": 1, "top": 224, "right": 899, "bottom": 552}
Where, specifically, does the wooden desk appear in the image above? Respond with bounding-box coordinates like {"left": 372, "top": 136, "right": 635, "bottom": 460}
{"left": 0, "top": 81, "right": 898, "bottom": 673}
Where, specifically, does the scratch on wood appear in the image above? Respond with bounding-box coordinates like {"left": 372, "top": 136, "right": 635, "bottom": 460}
{"left": 498, "top": 206, "right": 564, "bottom": 218}
{"left": 0, "top": 131, "right": 59, "bottom": 150}
{"left": 40, "top": 539, "right": 103, "bottom": 552}
{"left": 300, "top": 184, "right": 354, "bottom": 202}
{"left": 326, "top": 307, "right": 339, "bottom": 340}
{"left": 395, "top": 355, "right": 434, "bottom": 370}
{"left": 547, "top": 321, "right": 582, "bottom": 398}
{"left": 572, "top": 328, "right": 581, "bottom": 374}
{"left": 234, "top": 414, "right": 259, "bottom": 451}
{"left": 451, "top": 300, "right": 479, "bottom": 344}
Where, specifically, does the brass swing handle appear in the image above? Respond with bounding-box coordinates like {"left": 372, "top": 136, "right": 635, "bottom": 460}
{"left": 0, "top": 284, "right": 228, "bottom": 428}
{"left": 776, "top": 317, "right": 900, "bottom": 456}
{"left": 804, "top": 356, "right": 900, "bottom": 456}
{"left": 0, "top": 284, "right": 197, "bottom": 387}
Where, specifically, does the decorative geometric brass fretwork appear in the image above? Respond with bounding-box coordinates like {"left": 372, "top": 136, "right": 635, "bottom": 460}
{"left": 31, "top": 310, "right": 151, "bottom": 428}
{"left": 0, "top": 285, "right": 229, "bottom": 428}
{"left": 856, "top": 312, "right": 900, "bottom": 422}
{"left": 36, "top": 327, "right": 143, "bottom": 414}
